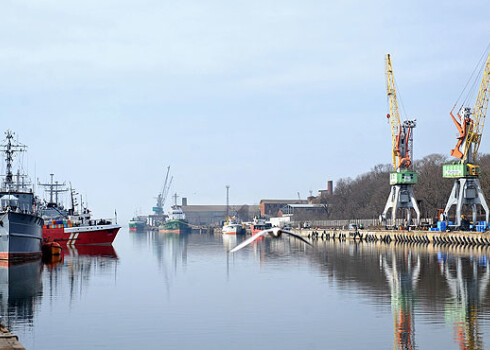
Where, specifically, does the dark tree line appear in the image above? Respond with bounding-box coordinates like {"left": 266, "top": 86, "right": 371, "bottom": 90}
{"left": 319, "top": 153, "right": 490, "bottom": 221}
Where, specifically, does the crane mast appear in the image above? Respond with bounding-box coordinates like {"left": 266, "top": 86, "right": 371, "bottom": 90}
{"left": 443, "top": 50, "right": 490, "bottom": 228}
{"left": 381, "top": 54, "right": 420, "bottom": 227}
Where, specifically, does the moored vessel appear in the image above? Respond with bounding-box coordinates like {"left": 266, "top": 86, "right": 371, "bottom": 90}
{"left": 222, "top": 217, "right": 245, "bottom": 235}
{"left": 159, "top": 196, "right": 190, "bottom": 234}
{"left": 38, "top": 175, "right": 120, "bottom": 245}
{"left": 0, "top": 131, "right": 43, "bottom": 262}
{"left": 250, "top": 218, "right": 272, "bottom": 235}
{"left": 129, "top": 215, "right": 147, "bottom": 231}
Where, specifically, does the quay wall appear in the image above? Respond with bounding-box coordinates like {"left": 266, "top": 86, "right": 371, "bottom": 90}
{"left": 294, "top": 228, "right": 490, "bottom": 247}
{"left": 291, "top": 218, "right": 434, "bottom": 228}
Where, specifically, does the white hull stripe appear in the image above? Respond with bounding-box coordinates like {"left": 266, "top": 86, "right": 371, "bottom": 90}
{"left": 67, "top": 232, "right": 80, "bottom": 245}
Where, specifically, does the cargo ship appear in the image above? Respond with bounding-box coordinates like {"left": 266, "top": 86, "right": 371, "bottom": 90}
{"left": 0, "top": 131, "right": 43, "bottom": 262}
{"left": 38, "top": 175, "right": 120, "bottom": 245}
{"left": 129, "top": 215, "right": 147, "bottom": 231}
{"left": 159, "top": 202, "right": 190, "bottom": 234}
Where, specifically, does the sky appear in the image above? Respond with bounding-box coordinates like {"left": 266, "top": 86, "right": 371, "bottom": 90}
{"left": 0, "top": 0, "right": 489, "bottom": 222}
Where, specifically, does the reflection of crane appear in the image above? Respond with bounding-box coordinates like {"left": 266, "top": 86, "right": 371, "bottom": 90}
{"left": 441, "top": 256, "right": 490, "bottom": 350}
{"left": 443, "top": 50, "right": 490, "bottom": 227}
{"left": 153, "top": 166, "right": 173, "bottom": 215}
{"left": 381, "top": 250, "right": 421, "bottom": 350}
{"left": 381, "top": 54, "right": 420, "bottom": 227}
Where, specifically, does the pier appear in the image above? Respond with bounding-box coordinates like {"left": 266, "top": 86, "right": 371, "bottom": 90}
{"left": 0, "top": 322, "right": 24, "bottom": 350}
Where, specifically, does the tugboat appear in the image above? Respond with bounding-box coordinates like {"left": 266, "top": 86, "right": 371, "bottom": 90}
{"left": 159, "top": 194, "right": 190, "bottom": 234}
{"left": 0, "top": 130, "right": 43, "bottom": 261}
{"left": 38, "top": 174, "right": 121, "bottom": 245}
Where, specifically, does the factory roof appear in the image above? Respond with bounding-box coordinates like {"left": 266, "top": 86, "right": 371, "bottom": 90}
{"left": 182, "top": 205, "right": 258, "bottom": 213}
{"left": 260, "top": 199, "right": 308, "bottom": 204}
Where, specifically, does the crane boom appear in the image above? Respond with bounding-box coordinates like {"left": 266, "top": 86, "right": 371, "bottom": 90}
{"left": 463, "top": 51, "right": 490, "bottom": 162}
{"left": 386, "top": 54, "right": 401, "bottom": 171}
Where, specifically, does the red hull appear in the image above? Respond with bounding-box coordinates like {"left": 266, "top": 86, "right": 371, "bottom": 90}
{"left": 43, "top": 224, "right": 120, "bottom": 245}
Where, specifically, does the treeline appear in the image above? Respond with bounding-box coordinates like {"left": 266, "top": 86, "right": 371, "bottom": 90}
{"left": 320, "top": 153, "right": 490, "bottom": 220}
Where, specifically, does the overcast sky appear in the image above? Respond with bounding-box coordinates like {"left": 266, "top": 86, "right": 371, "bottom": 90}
{"left": 0, "top": 0, "right": 489, "bottom": 221}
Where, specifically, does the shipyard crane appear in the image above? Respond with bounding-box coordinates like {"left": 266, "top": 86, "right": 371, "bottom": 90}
{"left": 443, "top": 49, "right": 490, "bottom": 228}
{"left": 381, "top": 54, "right": 420, "bottom": 227}
{"left": 153, "top": 166, "right": 173, "bottom": 215}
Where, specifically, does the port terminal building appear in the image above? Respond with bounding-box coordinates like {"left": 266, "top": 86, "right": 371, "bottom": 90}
{"left": 181, "top": 203, "right": 259, "bottom": 226}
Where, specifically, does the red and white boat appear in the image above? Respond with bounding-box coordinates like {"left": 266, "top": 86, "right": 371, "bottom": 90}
{"left": 250, "top": 218, "right": 272, "bottom": 235}
{"left": 38, "top": 175, "right": 120, "bottom": 246}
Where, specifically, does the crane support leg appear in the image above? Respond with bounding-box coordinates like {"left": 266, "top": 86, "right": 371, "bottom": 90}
{"left": 444, "top": 178, "right": 489, "bottom": 228}
{"left": 382, "top": 184, "right": 420, "bottom": 227}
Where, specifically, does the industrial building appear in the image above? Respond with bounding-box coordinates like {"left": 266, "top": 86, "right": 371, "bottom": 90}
{"left": 278, "top": 203, "right": 328, "bottom": 221}
{"left": 181, "top": 203, "right": 259, "bottom": 226}
{"left": 259, "top": 199, "right": 308, "bottom": 217}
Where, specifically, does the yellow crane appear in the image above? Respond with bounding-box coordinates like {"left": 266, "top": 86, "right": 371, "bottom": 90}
{"left": 386, "top": 54, "right": 402, "bottom": 171}
{"left": 381, "top": 54, "right": 420, "bottom": 227}
{"left": 463, "top": 51, "right": 490, "bottom": 165}
{"left": 386, "top": 55, "right": 416, "bottom": 171}
{"left": 443, "top": 49, "right": 490, "bottom": 227}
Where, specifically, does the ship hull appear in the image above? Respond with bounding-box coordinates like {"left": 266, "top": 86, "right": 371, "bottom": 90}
{"left": 159, "top": 220, "right": 190, "bottom": 234}
{"left": 43, "top": 224, "right": 120, "bottom": 245}
{"left": 222, "top": 224, "right": 245, "bottom": 235}
{"left": 250, "top": 224, "right": 272, "bottom": 236}
{"left": 0, "top": 212, "right": 43, "bottom": 262}
{"left": 129, "top": 223, "right": 146, "bottom": 232}
{"left": 222, "top": 226, "right": 244, "bottom": 235}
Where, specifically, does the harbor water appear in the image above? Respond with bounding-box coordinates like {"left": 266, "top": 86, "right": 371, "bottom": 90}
{"left": 4, "top": 228, "right": 490, "bottom": 349}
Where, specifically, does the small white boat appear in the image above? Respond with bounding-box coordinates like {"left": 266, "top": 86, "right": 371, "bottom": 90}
{"left": 222, "top": 218, "right": 244, "bottom": 235}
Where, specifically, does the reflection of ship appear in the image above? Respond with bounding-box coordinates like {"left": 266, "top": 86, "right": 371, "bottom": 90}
{"left": 0, "top": 260, "right": 43, "bottom": 331}
{"left": 222, "top": 234, "right": 237, "bottom": 251}
{"left": 129, "top": 216, "right": 147, "bottom": 231}
{"left": 159, "top": 194, "right": 190, "bottom": 234}
{"left": 62, "top": 244, "right": 118, "bottom": 259}
{"left": 38, "top": 174, "right": 120, "bottom": 245}
{"left": 43, "top": 244, "right": 118, "bottom": 307}
{"left": 0, "top": 131, "right": 43, "bottom": 261}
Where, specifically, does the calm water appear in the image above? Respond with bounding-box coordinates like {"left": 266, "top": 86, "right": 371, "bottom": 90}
{"left": 3, "top": 228, "right": 490, "bottom": 349}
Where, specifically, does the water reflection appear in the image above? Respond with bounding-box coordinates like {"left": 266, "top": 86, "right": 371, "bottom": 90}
{"left": 442, "top": 254, "right": 490, "bottom": 349}
{"left": 381, "top": 249, "right": 420, "bottom": 350}
{"left": 0, "top": 260, "right": 43, "bottom": 331}
{"left": 8, "top": 231, "right": 490, "bottom": 349}
{"left": 303, "top": 240, "right": 490, "bottom": 349}
{"left": 43, "top": 245, "right": 119, "bottom": 306}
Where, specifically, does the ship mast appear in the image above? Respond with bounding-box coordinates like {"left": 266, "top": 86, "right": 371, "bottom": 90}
{"left": 1, "top": 130, "right": 27, "bottom": 192}
{"left": 38, "top": 174, "right": 68, "bottom": 205}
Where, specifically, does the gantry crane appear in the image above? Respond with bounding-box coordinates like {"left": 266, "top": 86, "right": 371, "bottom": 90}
{"left": 443, "top": 50, "right": 490, "bottom": 228}
{"left": 381, "top": 54, "right": 421, "bottom": 227}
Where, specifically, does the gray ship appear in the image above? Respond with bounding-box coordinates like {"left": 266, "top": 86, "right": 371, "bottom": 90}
{"left": 0, "top": 131, "right": 43, "bottom": 261}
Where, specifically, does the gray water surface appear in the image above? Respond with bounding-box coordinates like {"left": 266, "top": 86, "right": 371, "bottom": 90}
{"left": 3, "top": 229, "right": 490, "bottom": 349}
